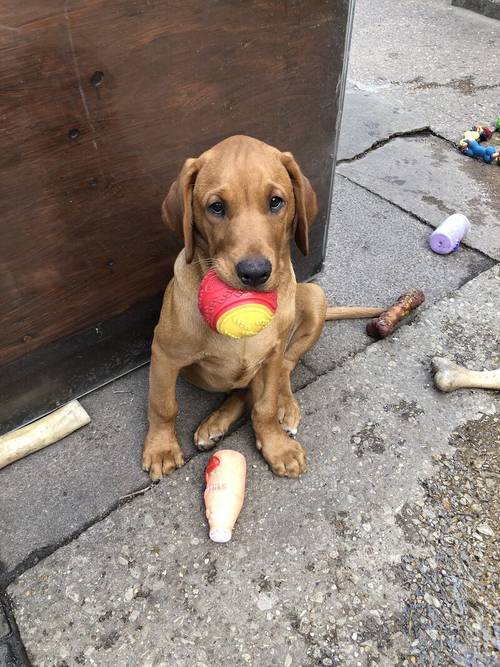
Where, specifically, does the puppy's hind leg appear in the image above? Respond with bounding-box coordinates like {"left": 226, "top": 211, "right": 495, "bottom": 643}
{"left": 278, "top": 283, "right": 327, "bottom": 435}
{"left": 194, "top": 390, "right": 248, "bottom": 451}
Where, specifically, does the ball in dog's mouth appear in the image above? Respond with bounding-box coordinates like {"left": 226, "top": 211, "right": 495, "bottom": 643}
{"left": 198, "top": 269, "right": 277, "bottom": 339}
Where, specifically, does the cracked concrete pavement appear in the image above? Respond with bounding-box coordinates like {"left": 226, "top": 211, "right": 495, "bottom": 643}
{"left": 337, "top": 134, "right": 500, "bottom": 260}
{"left": 7, "top": 268, "right": 500, "bottom": 667}
{"left": 340, "top": 0, "right": 500, "bottom": 152}
{"left": 1, "top": 1, "right": 499, "bottom": 665}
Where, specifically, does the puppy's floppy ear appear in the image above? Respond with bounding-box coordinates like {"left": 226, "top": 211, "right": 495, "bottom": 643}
{"left": 161, "top": 157, "right": 201, "bottom": 264}
{"left": 280, "top": 152, "right": 318, "bottom": 256}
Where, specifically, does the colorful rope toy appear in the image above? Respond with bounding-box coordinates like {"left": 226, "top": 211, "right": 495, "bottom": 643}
{"left": 198, "top": 269, "right": 277, "bottom": 339}
{"left": 458, "top": 122, "right": 499, "bottom": 165}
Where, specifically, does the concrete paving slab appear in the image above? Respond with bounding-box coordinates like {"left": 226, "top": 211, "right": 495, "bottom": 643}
{"left": 0, "top": 357, "right": 314, "bottom": 575}
{"left": 305, "top": 176, "right": 494, "bottom": 375}
{"left": 344, "top": 0, "right": 500, "bottom": 145}
{"left": 8, "top": 266, "right": 499, "bottom": 666}
{"left": 337, "top": 136, "right": 500, "bottom": 260}
{"left": 0, "top": 368, "right": 221, "bottom": 575}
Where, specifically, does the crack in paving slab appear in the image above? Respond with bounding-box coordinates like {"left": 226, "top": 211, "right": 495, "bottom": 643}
{"left": 337, "top": 126, "right": 455, "bottom": 166}
{"left": 0, "top": 593, "right": 30, "bottom": 667}
{"left": 452, "top": 0, "right": 500, "bottom": 21}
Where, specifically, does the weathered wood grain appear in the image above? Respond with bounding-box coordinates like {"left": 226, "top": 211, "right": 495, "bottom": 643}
{"left": 0, "top": 0, "right": 345, "bottom": 369}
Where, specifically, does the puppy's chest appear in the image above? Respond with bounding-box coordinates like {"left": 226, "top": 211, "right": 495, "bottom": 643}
{"left": 194, "top": 332, "right": 276, "bottom": 390}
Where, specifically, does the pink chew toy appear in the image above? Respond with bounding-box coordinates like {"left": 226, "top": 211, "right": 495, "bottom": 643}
{"left": 204, "top": 450, "right": 246, "bottom": 543}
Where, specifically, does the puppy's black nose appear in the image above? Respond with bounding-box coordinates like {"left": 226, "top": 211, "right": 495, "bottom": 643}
{"left": 236, "top": 257, "right": 272, "bottom": 287}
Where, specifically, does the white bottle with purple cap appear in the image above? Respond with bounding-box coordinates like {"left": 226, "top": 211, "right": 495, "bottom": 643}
{"left": 429, "top": 214, "right": 470, "bottom": 254}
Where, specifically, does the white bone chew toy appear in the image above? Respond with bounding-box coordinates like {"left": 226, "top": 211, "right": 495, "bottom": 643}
{"left": 432, "top": 357, "right": 500, "bottom": 393}
{"left": 0, "top": 401, "right": 90, "bottom": 469}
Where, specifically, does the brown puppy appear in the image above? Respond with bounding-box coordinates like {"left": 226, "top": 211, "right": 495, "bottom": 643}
{"left": 143, "top": 135, "right": 381, "bottom": 481}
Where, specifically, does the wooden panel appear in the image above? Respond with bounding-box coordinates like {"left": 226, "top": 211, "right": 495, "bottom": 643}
{"left": 0, "top": 0, "right": 347, "bottom": 368}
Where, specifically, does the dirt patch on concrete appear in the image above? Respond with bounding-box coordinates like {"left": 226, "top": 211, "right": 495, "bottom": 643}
{"left": 396, "top": 413, "right": 499, "bottom": 665}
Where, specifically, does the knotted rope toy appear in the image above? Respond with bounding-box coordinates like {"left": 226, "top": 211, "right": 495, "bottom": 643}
{"left": 198, "top": 269, "right": 277, "bottom": 339}
{"left": 458, "top": 121, "right": 500, "bottom": 165}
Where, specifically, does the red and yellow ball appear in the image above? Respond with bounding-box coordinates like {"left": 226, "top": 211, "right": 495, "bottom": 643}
{"left": 198, "top": 269, "right": 277, "bottom": 339}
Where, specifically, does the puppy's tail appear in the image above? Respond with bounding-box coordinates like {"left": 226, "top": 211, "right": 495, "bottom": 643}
{"left": 325, "top": 306, "right": 385, "bottom": 321}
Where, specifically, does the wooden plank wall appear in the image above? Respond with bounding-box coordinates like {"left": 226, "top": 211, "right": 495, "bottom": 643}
{"left": 0, "top": 0, "right": 346, "bottom": 368}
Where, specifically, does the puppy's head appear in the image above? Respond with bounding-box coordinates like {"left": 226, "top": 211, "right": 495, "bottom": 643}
{"left": 162, "top": 135, "right": 317, "bottom": 290}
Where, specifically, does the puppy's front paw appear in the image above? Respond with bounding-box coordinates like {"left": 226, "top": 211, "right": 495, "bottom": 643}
{"left": 142, "top": 435, "right": 185, "bottom": 481}
{"left": 258, "top": 433, "right": 307, "bottom": 478}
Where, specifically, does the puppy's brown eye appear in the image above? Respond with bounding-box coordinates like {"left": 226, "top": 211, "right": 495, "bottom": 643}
{"left": 270, "top": 196, "right": 284, "bottom": 213}
{"left": 208, "top": 201, "right": 225, "bottom": 217}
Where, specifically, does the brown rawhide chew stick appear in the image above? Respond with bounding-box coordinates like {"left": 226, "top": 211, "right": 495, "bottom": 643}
{"left": 366, "top": 289, "right": 425, "bottom": 339}
{"left": 432, "top": 357, "right": 500, "bottom": 392}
